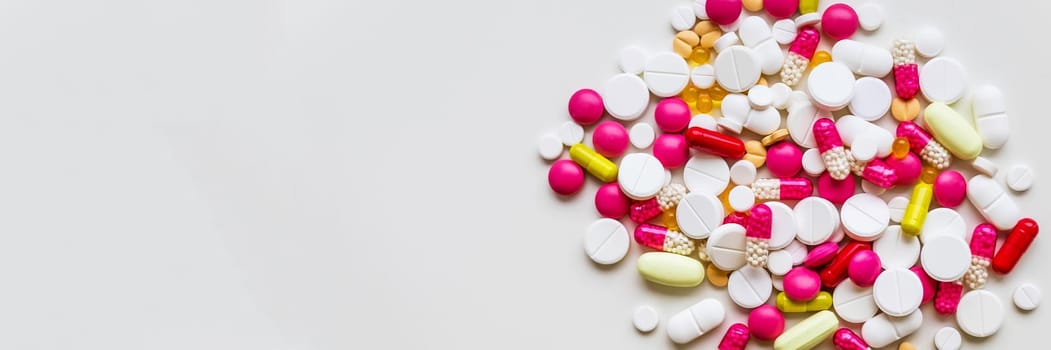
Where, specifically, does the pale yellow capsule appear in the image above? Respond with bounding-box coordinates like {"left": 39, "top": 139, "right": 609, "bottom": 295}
{"left": 924, "top": 102, "right": 983, "bottom": 160}
{"left": 637, "top": 252, "right": 704, "bottom": 287}
{"left": 773, "top": 310, "right": 838, "bottom": 350}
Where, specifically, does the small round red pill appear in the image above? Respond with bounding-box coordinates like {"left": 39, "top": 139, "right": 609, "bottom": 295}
{"left": 548, "top": 159, "right": 585, "bottom": 195}
{"left": 568, "top": 89, "right": 604, "bottom": 125}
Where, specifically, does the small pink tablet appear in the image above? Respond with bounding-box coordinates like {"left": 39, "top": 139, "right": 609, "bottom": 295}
{"left": 803, "top": 242, "right": 839, "bottom": 269}
{"left": 655, "top": 98, "right": 692, "bottom": 133}
{"left": 706, "top": 0, "right": 743, "bottom": 26}
{"left": 766, "top": 142, "right": 803, "bottom": 178}
{"left": 568, "top": 89, "right": 604, "bottom": 125}
{"left": 592, "top": 121, "right": 630, "bottom": 158}
{"left": 817, "top": 172, "right": 855, "bottom": 205}
{"left": 748, "top": 305, "right": 785, "bottom": 341}
{"left": 595, "top": 183, "right": 630, "bottom": 218}
{"left": 847, "top": 250, "right": 881, "bottom": 287}
{"left": 783, "top": 267, "right": 821, "bottom": 301}
{"left": 548, "top": 159, "right": 585, "bottom": 195}
{"left": 933, "top": 170, "right": 967, "bottom": 208}
{"left": 821, "top": 3, "right": 859, "bottom": 41}
{"left": 652, "top": 134, "right": 690, "bottom": 169}
{"left": 764, "top": 0, "right": 797, "bottom": 19}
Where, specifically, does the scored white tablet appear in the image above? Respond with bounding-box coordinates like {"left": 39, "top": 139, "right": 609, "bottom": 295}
{"left": 872, "top": 268, "right": 923, "bottom": 317}
{"left": 707, "top": 223, "right": 748, "bottom": 271}
{"left": 728, "top": 265, "right": 773, "bottom": 309}
{"left": 677, "top": 193, "right": 725, "bottom": 239}
{"left": 684, "top": 154, "right": 731, "bottom": 195}
{"left": 619, "top": 153, "right": 666, "bottom": 200}
{"left": 584, "top": 218, "right": 630, "bottom": 265}
{"left": 833, "top": 279, "right": 878, "bottom": 324}
{"left": 794, "top": 197, "right": 839, "bottom": 245}
{"left": 921, "top": 235, "right": 971, "bottom": 282}
{"left": 841, "top": 193, "right": 890, "bottom": 241}
{"left": 872, "top": 225, "right": 920, "bottom": 269}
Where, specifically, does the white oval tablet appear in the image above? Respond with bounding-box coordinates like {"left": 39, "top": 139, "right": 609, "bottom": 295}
{"left": 729, "top": 186, "right": 755, "bottom": 212}
{"left": 934, "top": 327, "right": 961, "bottom": 350}
{"left": 831, "top": 40, "right": 893, "bottom": 77}
{"left": 559, "top": 121, "right": 584, "bottom": 146}
{"left": 619, "top": 46, "right": 649, "bottom": 75}
{"left": 730, "top": 160, "right": 757, "bottom": 185}
{"left": 835, "top": 115, "right": 893, "bottom": 157}
{"left": 787, "top": 101, "right": 830, "bottom": 148}
{"left": 915, "top": 27, "right": 945, "bottom": 58}
{"left": 849, "top": 77, "right": 892, "bottom": 121}
{"left": 887, "top": 196, "right": 908, "bottom": 223}
{"left": 538, "top": 134, "right": 563, "bottom": 160}
{"left": 691, "top": 64, "right": 716, "bottom": 89}
{"left": 833, "top": 279, "right": 878, "bottom": 324}
{"left": 684, "top": 154, "right": 730, "bottom": 195}
{"left": 728, "top": 265, "right": 773, "bottom": 309}
{"left": 968, "top": 174, "right": 1022, "bottom": 230}
{"left": 873, "top": 225, "right": 920, "bottom": 270}
{"left": 801, "top": 148, "right": 826, "bottom": 176}
{"left": 765, "top": 201, "right": 797, "bottom": 250}
{"left": 619, "top": 153, "right": 666, "bottom": 200}
{"left": 633, "top": 305, "right": 659, "bottom": 333}
{"left": 670, "top": 5, "right": 696, "bottom": 31}
{"left": 707, "top": 223, "right": 748, "bottom": 270}
{"left": 748, "top": 84, "right": 773, "bottom": 109}
{"left": 872, "top": 268, "right": 923, "bottom": 317}
{"left": 972, "top": 156, "right": 999, "bottom": 177}
{"left": 644, "top": 52, "right": 691, "bottom": 97}
{"left": 772, "top": 19, "right": 797, "bottom": 45}
{"left": 1006, "top": 164, "right": 1035, "bottom": 192}
{"left": 1014, "top": 283, "right": 1042, "bottom": 311}
{"left": 770, "top": 82, "right": 792, "bottom": 110}
{"left": 689, "top": 114, "right": 718, "bottom": 130}
{"left": 861, "top": 179, "right": 885, "bottom": 195}
{"left": 973, "top": 85, "right": 1009, "bottom": 149}
{"left": 921, "top": 235, "right": 971, "bottom": 282}
{"left": 794, "top": 197, "right": 839, "bottom": 245}
{"left": 768, "top": 250, "right": 793, "bottom": 276}
{"left": 807, "top": 62, "right": 856, "bottom": 110}
{"left": 956, "top": 290, "right": 1004, "bottom": 338}
{"left": 862, "top": 310, "right": 923, "bottom": 348}
{"left": 713, "top": 32, "right": 741, "bottom": 52}
{"left": 920, "top": 57, "right": 968, "bottom": 104}
{"left": 794, "top": 13, "right": 820, "bottom": 27}
{"left": 841, "top": 193, "right": 890, "bottom": 242}
{"left": 782, "top": 240, "right": 808, "bottom": 265}
{"left": 667, "top": 299, "right": 725, "bottom": 344}
{"left": 584, "top": 218, "right": 630, "bottom": 265}
{"left": 629, "top": 122, "right": 655, "bottom": 149}
{"left": 604, "top": 73, "right": 650, "bottom": 120}
{"left": 919, "top": 208, "right": 965, "bottom": 244}
{"left": 714, "top": 46, "right": 761, "bottom": 93}
{"left": 856, "top": 3, "right": 883, "bottom": 31}
{"left": 677, "top": 193, "right": 725, "bottom": 239}
{"left": 850, "top": 135, "right": 877, "bottom": 162}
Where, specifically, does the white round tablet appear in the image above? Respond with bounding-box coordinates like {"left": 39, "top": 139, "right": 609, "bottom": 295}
{"left": 801, "top": 148, "right": 826, "bottom": 176}
{"left": 934, "top": 327, "right": 961, "bottom": 350}
{"left": 921, "top": 235, "right": 971, "bottom": 282}
{"left": 714, "top": 46, "right": 761, "bottom": 93}
{"left": 693, "top": 0, "right": 708, "bottom": 19}
{"left": 772, "top": 19, "right": 797, "bottom": 45}
{"left": 856, "top": 3, "right": 884, "bottom": 31}
{"left": 794, "top": 197, "right": 839, "bottom": 245}
{"left": 1014, "top": 283, "right": 1042, "bottom": 311}
{"left": 728, "top": 265, "right": 773, "bottom": 309}
{"left": 584, "top": 218, "right": 630, "bottom": 265}
{"left": 538, "top": 134, "right": 563, "bottom": 160}
{"left": 781, "top": 239, "right": 808, "bottom": 265}
{"left": 619, "top": 46, "right": 649, "bottom": 75}
{"left": 748, "top": 85, "right": 773, "bottom": 110}
{"left": 787, "top": 101, "right": 832, "bottom": 149}
{"left": 1006, "top": 164, "right": 1035, "bottom": 192}
{"left": 915, "top": 27, "right": 945, "bottom": 58}
{"left": 770, "top": 82, "right": 792, "bottom": 110}
{"left": 873, "top": 225, "right": 920, "bottom": 270}
{"left": 684, "top": 154, "right": 730, "bottom": 195}
{"left": 861, "top": 180, "right": 886, "bottom": 196}
{"left": 828, "top": 227, "right": 845, "bottom": 243}
{"left": 670, "top": 5, "right": 696, "bottom": 31}
{"left": 633, "top": 305, "right": 659, "bottom": 332}
{"left": 872, "top": 268, "right": 923, "bottom": 317}
{"left": 841, "top": 193, "right": 890, "bottom": 242}
{"left": 729, "top": 186, "right": 755, "bottom": 212}
{"left": 664, "top": 170, "right": 672, "bottom": 186}
{"left": 772, "top": 275, "right": 784, "bottom": 291}
{"left": 559, "top": 121, "right": 584, "bottom": 146}
{"left": 619, "top": 153, "right": 666, "bottom": 200}
{"left": 691, "top": 64, "right": 716, "bottom": 89}
{"left": 767, "top": 250, "right": 793, "bottom": 276}
{"left": 833, "top": 279, "right": 878, "bottom": 324}
{"left": 644, "top": 52, "right": 690, "bottom": 97}
{"left": 730, "top": 160, "right": 757, "bottom": 185}
{"left": 956, "top": 290, "right": 1005, "bottom": 338}
{"left": 604, "top": 73, "right": 650, "bottom": 121}
{"left": 689, "top": 114, "right": 718, "bottom": 131}
{"left": 849, "top": 77, "right": 892, "bottom": 121}
{"left": 919, "top": 208, "right": 965, "bottom": 244}
{"left": 807, "top": 62, "right": 855, "bottom": 110}
{"left": 707, "top": 223, "right": 748, "bottom": 271}
{"left": 920, "top": 57, "right": 968, "bottom": 104}
{"left": 630, "top": 123, "right": 656, "bottom": 149}
{"left": 764, "top": 201, "right": 798, "bottom": 250}
{"left": 850, "top": 135, "right": 878, "bottom": 162}
{"left": 887, "top": 196, "right": 908, "bottom": 223}
{"left": 972, "top": 156, "right": 999, "bottom": 177}
{"left": 677, "top": 193, "right": 725, "bottom": 239}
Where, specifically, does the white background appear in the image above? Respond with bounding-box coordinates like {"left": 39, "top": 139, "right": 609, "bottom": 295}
{"left": 0, "top": 0, "right": 1046, "bottom": 349}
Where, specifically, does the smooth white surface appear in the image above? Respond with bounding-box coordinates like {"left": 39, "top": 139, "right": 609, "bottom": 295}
{"left": 1006, "top": 164, "right": 1035, "bottom": 192}
{"left": 857, "top": 3, "right": 884, "bottom": 31}
{"left": 604, "top": 73, "right": 651, "bottom": 120}
{"left": 538, "top": 134, "right": 564, "bottom": 160}
{"left": 747, "top": 84, "right": 773, "bottom": 109}
{"left": 767, "top": 250, "right": 793, "bottom": 276}
{"left": 849, "top": 77, "right": 892, "bottom": 121}
{"left": 921, "top": 235, "right": 972, "bottom": 282}
{"left": 669, "top": 5, "right": 696, "bottom": 31}
{"left": 916, "top": 27, "right": 946, "bottom": 58}
{"left": 727, "top": 185, "right": 755, "bottom": 212}
{"left": 729, "top": 159, "right": 757, "bottom": 185}
{"left": 772, "top": 19, "right": 797, "bottom": 45}
{"left": 683, "top": 154, "right": 730, "bottom": 194}
{"left": 713, "top": 46, "right": 760, "bottom": 93}
{"left": 873, "top": 225, "right": 921, "bottom": 270}
{"left": 1014, "top": 283, "right": 1042, "bottom": 311}
{"left": 973, "top": 156, "right": 1000, "bottom": 177}
{"left": 888, "top": 196, "right": 909, "bottom": 223}
{"left": 833, "top": 279, "right": 879, "bottom": 324}
{"left": 765, "top": 201, "right": 797, "bottom": 250}
{"left": 807, "top": 62, "right": 856, "bottom": 110}
{"left": 920, "top": 56, "right": 969, "bottom": 104}
{"left": 920, "top": 208, "right": 966, "bottom": 243}
{"left": 973, "top": 85, "right": 1010, "bottom": 149}
{"left": 629, "top": 122, "right": 656, "bottom": 149}
{"left": 862, "top": 311, "right": 923, "bottom": 348}
{"left": 873, "top": 269, "right": 924, "bottom": 317}
{"left": 690, "top": 64, "right": 716, "bottom": 89}
{"left": 831, "top": 40, "right": 893, "bottom": 77}
{"left": 727, "top": 265, "right": 772, "bottom": 309}
{"left": 802, "top": 148, "right": 826, "bottom": 176}
{"left": 706, "top": 223, "right": 747, "bottom": 271}
{"left": 632, "top": 305, "right": 659, "bottom": 332}
{"left": 584, "top": 218, "right": 630, "bottom": 265}
{"left": 957, "top": 290, "right": 1005, "bottom": 338}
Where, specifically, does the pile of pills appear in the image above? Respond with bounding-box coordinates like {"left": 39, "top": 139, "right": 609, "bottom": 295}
{"left": 539, "top": 0, "right": 1041, "bottom": 349}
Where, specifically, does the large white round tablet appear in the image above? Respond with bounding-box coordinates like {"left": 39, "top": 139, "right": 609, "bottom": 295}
{"left": 1006, "top": 164, "right": 1035, "bottom": 192}
{"left": 794, "top": 197, "right": 839, "bottom": 245}
{"left": 730, "top": 160, "right": 757, "bottom": 185}
{"left": 748, "top": 85, "right": 774, "bottom": 109}
{"left": 841, "top": 193, "right": 889, "bottom": 242}
{"left": 584, "top": 218, "right": 630, "bottom": 265}
{"left": 684, "top": 154, "right": 730, "bottom": 195}
{"left": 728, "top": 186, "right": 755, "bottom": 212}
{"left": 807, "top": 62, "right": 856, "bottom": 110}
{"left": 920, "top": 57, "right": 968, "bottom": 104}
{"left": 856, "top": 3, "right": 884, "bottom": 31}
{"left": 801, "top": 148, "right": 826, "bottom": 176}
{"left": 714, "top": 46, "right": 761, "bottom": 93}
{"left": 629, "top": 122, "right": 656, "bottom": 149}
{"left": 644, "top": 52, "right": 691, "bottom": 97}
{"left": 872, "top": 268, "right": 923, "bottom": 317}
{"left": 919, "top": 208, "right": 965, "bottom": 244}
{"left": 833, "top": 279, "right": 878, "bottom": 324}
{"left": 915, "top": 27, "right": 945, "bottom": 58}
{"left": 921, "top": 235, "right": 971, "bottom": 282}
{"left": 887, "top": 196, "right": 909, "bottom": 223}
{"left": 690, "top": 64, "right": 716, "bottom": 89}
{"left": 728, "top": 265, "right": 773, "bottom": 309}
{"left": 537, "top": 134, "right": 563, "bottom": 160}
{"left": 559, "top": 121, "right": 584, "bottom": 146}
{"left": 849, "top": 77, "right": 892, "bottom": 121}
{"left": 619, "top": 46, "right": 649, "bottom": 75}
{"left": 633, "top": 305, "right": 659, "bottom": 332}
{"left": 767, "top": 250, "right": 793, "bottom": 276}
{"left": 956, "top": 290, "right": 1005, "bottom": 337}
{"left": 677, "top": 193, "right": 725, "bottom": 239}
{"left": 619, "top": 153, "right": 666, "bottom": 200}
{"left": 707, "top": 223, "right": 748, "bottom": 270}
{"left": 873, "top": 225, "right": 920, "bottom": 269}
{"left": 934, "top": 327, "right": 961, "bottom": 350}
{"left": 772, "top": 19, "right": 797, "bottom": 45}
{"left": 1014, "top": 283, "right": 1042, "bottom": 311}
{"left": 603, "top": 73, "right": 650, "bottom": 120}
{"left": 765, "top": 201, "right": 797, "bottom": 250}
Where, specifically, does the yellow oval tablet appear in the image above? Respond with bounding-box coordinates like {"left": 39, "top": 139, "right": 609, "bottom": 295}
{"left": 776, "top": 291, "right": 832, "bottom": 312}
{"left": 637, "top": 252, "right": 704, "bottom": 287}
{"left": 774, "top": 310, "right": 838, "bottom": 350}
{"left": 924, "top": 102, "right": 983, "bottom": 160}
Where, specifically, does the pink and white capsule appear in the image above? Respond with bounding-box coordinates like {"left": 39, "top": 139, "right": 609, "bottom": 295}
{"left": 896, "top": 121, "right": 951, "bottom": 169}
{"left": 635, "top": 223, "right": 696, "bottom": 255}
{"left": 892, "top": 39, "right": 920, "bottom": 100}
{"left": 751, "top": 177, "right": 814, "bottom": 201}
{"left": 746, "top": 204, "right": 773, "bottom": 267}
{"left": 964, "top": 224, "right": 997, "bottom": 289}
{"left": 629, "top": 183, "right": 687, "bottom": 223}
{"left": 934, "top": 281, "right": 963, "bottom": 315}
{"left": 848, "top": 155, "right": 899, "bottom": 189}
{"left": 813, "top": 118, "right": 851, "bottom": 180}
{"left": 718, "top": 323, "right": 750, "bottom": 350}
{"left": 833, "top": 328, "right": 870, "bottom": 350}
{"left": 781, "top": 26, "right": 820, "bottom": 86}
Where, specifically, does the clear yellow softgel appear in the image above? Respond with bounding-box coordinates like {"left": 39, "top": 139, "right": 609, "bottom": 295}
{"left": 660, "top": 208, "right": 680, "bottom": 231}
{"left": 808, "top": 50, "right": 832, "bottom": 69}
{"left": 688, "top": 47, "right": 710, "bottom": 66}
{"left": 892, "top": 137, "right": 910, "bottom": 159}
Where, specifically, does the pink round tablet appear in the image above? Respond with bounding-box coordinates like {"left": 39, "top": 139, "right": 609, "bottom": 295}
{"left": 766, "top": 142, "right": 803, "bottom": 178}
{"left": 592, "top": 121, "right": 629, "bottom": 158}
{"left": 783, "top": 267, "right": 821, "bottom": 301}
{"left": 568, "top": 89, "right": 604, "bottom": 125}
{"left": 748, "top": 305, "right": 785, "bottom": 341}
{"left": 910, "top": 266, "right": 936, "bottom": 304}
{"left": 594, "top": 183, "right": 630, "bottom": 218}
{"left": 655, "top": 98, "right": 692, "bottom": 133}
{"left": 817, "top": 172, "right": 855, "bottom": 205}
{"left": 847, "top": 250, "right": 881, "bottom": 287}
{"left": 652, "top": 134, "right": 690, "bottom": 169}
{"left": 803, "top": 241, "right": 839, "bottom": 269}
{"left": 764, "top": 0, "right": 798, "bottom": 19}
{"left": 820, "top": 3, "right": 859, "bottom": 41}
{"left": 933, "top": 170, "right": 967, "bottom": 208}
{"left": 885, "top": 152, "right": 922, "bottom": 185}
{"left": 548, "top": 159, "right": 585, "bottom": 195}
{"left": 706, "top": 0, "right": 743, "bottom": 26}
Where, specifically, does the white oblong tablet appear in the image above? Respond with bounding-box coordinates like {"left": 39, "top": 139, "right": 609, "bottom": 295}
{"left": 956, "top": 290, "right": 1004, "bottom": 338}
{"left": 728, "top": 265, "right": 773, "bottom": 309}
{"left": 728, "top": 185, "right": 756, "bottom": 212}
{"left": 831, "top": 40, "right": 893, "bottom": 77}
{"left": 670, "top": 5, "right": 696, "bottom": 31}
{"left": 887, "top": 196, "right": 908, "bottom": 223}
{"left": 619, "top": 153, "right": 666, "bottom": 200}
{"left": 921, "top": 235, "right": 971, "bottom": 282}
{"left": 765, "top": 201, "right": 797, "bottom": 250}
{"left": 713, "top": 32, "right": 741, "bottom": 52}
{"left": 584, "top": 218, "right": 630, "bottom": 265}
{"left": 934, "top": 327, "right": 961, "bottom": 350}
{"left": 872, "top": 268, "right": 923, "bottom": 317}
{"left": 850, "top": 135, "right": 877, "bottom": 162}
{"left": 972, "top": 156, "right": 999, "bottom": 177}
{"left": 677, "top": 193, "right": 725, "bottom": 239}
{"left": 920, "top": 57, "right": 968, "bottom": 104}
{"left": 856, "top": 3, "right": 883, "bottom": 31}
{"left": 786, "top": 101, "right": 830, "bottom": 149}
{"left": 862, "top": 310, "right": 923, "bottom": 348}
{"left": 691, "top": 64, "right": 716, "bottom": 89}
{"left": 772, "top": 19, "right": 797, "bottom": 45}
{"left": 667, "top": 299, "right": 725, "bottom": 344}
{"left": 730, "top": 160, "right": 757, "bottom": 185}
{"left": 841, "top": 193, "right": 890, "bottom": 242}
{"left": 768, "top": 250, "right": 793, "bottom": 276}
{"left": 973, "top": 85, "right": 1009, "bottom": 150}
{"left": 633, "top": 305, "right": 659, "bottom": 333}
{"left": 794, "top": 197, "right": 839, "bottom": 245}
{"left": 604, "top": 73, "right": 650, "bottom": 121}
{"left": 559, "top": 121, "right": 584, "bottom": 146}
{"left": 915, "top": 27, "right": 945, "bottom": 58}
{"left": 689, "top": 114, "right": 718, "bottom": 130}
{"left": 707, "top": 223, "right": 748, "bottom": 271}
{"left": 1006, "top": 164, "right": 1035, "bottom": 192}
{"left": 833, "top": 279, "right": 878, "bottom": 324}
{"left": 644, "top": 52, "right": 691, "bottom": 97}
{"left": 919, "top": 208, "right": 965, "bottom": 244}
{"left": 1014, "top": 283, "right": 1042, "bottom": 311}
{"left": 873, "top": 225, "right": 920, "bottom": 270}
{"left": 835, "top": 115, "right": 893, "bottom": 157}
{"left": 968, "top": 174, "right": 1022, "bottom": 230}
{"left": 684, "top": 154, "right": 730, "bottom": 195}
{"left": 770, "top": 82, "right": 792, "bottom": 110}
{"left": 782, "top": 240, "right": 808, "bottom": 265}
{"left": 619, "top": 46, "right": 649, "bottom": 75}
{"left": 714, "top": 46, "right": 761, "bottom": 93}
{"left": 630, "top": 122, "right": 656, "bottom": 149}
{"left": 849, "top": 77, "right": 892, "bottom": 121}
{"left": 807, "top": 62, "right": 855, "bottom": 110}
{"left": 801, "top": 148, "right": 826, "bottom": 176}
{"left": 538, "top": 134, "right": 563, "bottom": 160}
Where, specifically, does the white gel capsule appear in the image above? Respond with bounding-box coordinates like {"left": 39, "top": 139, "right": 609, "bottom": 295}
{"left": 738, "top": 16, "right": 784, "bottom": 75}
{"left": 667, "top": 299, "right": 726, "bottom": 343}
{"left": 862, "top": 310, "right": 923, "bottom": 348}
{"left": 967, "top": 175, "right": 1022, "bottom": 230}
{"left": 831, "top": 39, "right": 893, "bottom": 77}
{"left": 973, "top": 85, "right": 1009, "bottom": 149}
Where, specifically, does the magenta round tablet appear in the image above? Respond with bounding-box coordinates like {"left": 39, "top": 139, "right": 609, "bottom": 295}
{"left": 817, "top": 172, "right": 855, "bottom": 205}
{"left": 652, "top": 134, "right": 690, "bottom": 169}
{"left": 764, "top": 0, "right": 798, "bottom": 19}
{"left": 654, "top": 98, "right": 692, "bottom": 133}
{"left": 803, "top": 241, "right": 839, "bottom": 269}
{"left": 766, "top": 141, "right": 803, "bottom": 178}
{"left": 933, "top": 170, "right": 967, "bottom": 208}
{"left": 548, "top": 159, "right": 585, "bottom": 195}
{"left": 592, "top": 121, "right": 629, "bottom": 158}
{"left": 594, "top": 183, "right": 630, "bottom": 218}
{"left": 706, "top": 0, "right": 743, "bottom": 26}
{"left": 568, "top": 89, "right": 604, "bottom": 125}
{"left": 885, "top": 152, "right": 922, "bottom": 185}
{"left": 910, "top": 266, "right": 936, "bottom": 304}
{"left": 783, "top": 267, "right": 821, "bottom": 302}
{"left": 847, "top": 250, "right": 882, "bottom": 287}
{"left": 748, "top": 305, "right": 785, "bottom": 341}
{"left": 821, "top": 3, "right": 859, "bottom": 41}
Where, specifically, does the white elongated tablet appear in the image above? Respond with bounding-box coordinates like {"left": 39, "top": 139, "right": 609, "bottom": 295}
{"left": 689, "top": 114, "right": 718, "bottom": 130}
{"left": 644, "top": 52, "right": 691, "bottom": 97}
{"left": 972, "top": 85, "right": 1009, "bottom": 149}
{"left": 619, "top": 153, "right": 666, "bottom": 200}
{"left": 861, "top": 310, "right": 923, "bottom": 348}
{"left": 738, "top": 16, "right": 784, "bottom": 75}
{"left": 714, "top": 46, "right": 761, "bottom": 93}
{"left": 967, "top": 175, "right": 1022, "bottom": 230}
{"left": 604, "top": 74, "right": 650, "bottom": 120}
{"left": 919, "top": 208, "right": 965, "bottom": 243}
{"left": 872, "top": 268, "right": 923, "bottom": 317}
{"left": 538, "top": 134, "right": 563, "bottom": 160}
{"left": 849, "top": 77, "right": 892, "bottom": 121}
{"left": 921, "top": 235, "right": 971, "bottom": 282}
{"left": 633, "top": 305, "right": 659, "bottom": 332}
{"left": 1014, "top": 283, "right": 1042, "bottom": 311}
{"left": 768, "top": 250, "right": 793, "bottom": 276}
{"left": 831, "top": 40, "right": 893, "bottom": 77}
{"left": 1006, "top": 164, "right": 1034, "bottom": 192}
{"left": 684, "top": 154, "right": 730, "bottom": 195}
{"left": 835, "top": 115, "right": 894, "bottom": 157}
{"left": 801, "top": 148, "right": 826, "bottom": 176}
{"left": 667, "top": 299, "right": 725, "bottom": 344}
{"left": 833, "top": 279, "right": 878, "bottom": 323}
{"left": 920, "top": 57, "right": 968, "bottom": 104}
{"left": 671, "top": 5, "right": 696, "bottom": 31}
{"left": 619, "top": 46, "right": 649, "bottom": 75}
{"left": 559, "top": 121, "right": 584, "bottom": 146}
{"left": 630, "top": 123, "right": 655, "bottom": 149}
{"left": 677, "top": 193, "right": 725, "bottom": 239}
{"left": 972, "top": 156, "right": 998, "bottom": 177}
{"left": 794, "top": 13, "right": 820, "bottom": 27}
{"left": 873, "top": 226, "right": 920, "bottom": 270}
{"left": 748, "top": 85, "right": 773, "bottom": 110}
{"left": 807, "top": 62, "right": 855, "bottom": 110}
{"left": 850, "top": 136, "right": 877, "bottom": 162}
{"left": 934, "top": 327, "right": 961, "bottom": 350}
{"left": 887, "top": 196, "right": 908, "bottom": 223}
{"left": 730, "top": 160, "right": 757, "bottom": 185}
{"left": 841, "top": 193, "right": 889, "bottom": 242}
{"left": 728, "top": 265, "right": 773, "bottom": 309}
{"left": 772, "top": 19, "right": 797, "bottom": 45}
{"left": 856, "top": 3, "right": 883, "bottom": 31}
{"left": 794, "top": 197, "right": 839, "bottom": 245}
{"left": 729, "top": 186, "right": 755, "bottom": 212}
{"left": 782, "top": 240, "right": 808, "bottom": 265}
{"left": 956, "top": 290, "right": 1004, "bottom": 338}
{"left": 765, "top": 201, "right": 797, "bottom": 250}
{"left": 786, "top": 101, "right": 830, "bottom": 148}
{"left": 707, "top": 223, "right": 748, "bottom": 270}
{"left": 584, "top": 218, "right": 630, "bottom": 265}
{"left": 770, "top": 82, "right": 792, "bottom": 110}
{"left": 691, "top": 64, "right": 716, "bottom": 89}
{"left": 915, "top": 28, "right": 945, "bottom": 58}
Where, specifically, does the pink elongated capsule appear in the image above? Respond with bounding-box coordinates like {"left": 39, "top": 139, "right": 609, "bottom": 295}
{"left": 963, "top": 223, "right": 997, "bottom": 289}
{"left": 746, "top": 204, "right": 772, "bottom": 267}
{"left": 780, "top": 26, "right": 820, "bottom": 86}
{"left": 813, "top": 118, "right": 851, "bottom": 180}
{"left": 751, "top": 178, "right": 813, "bottom": 200}
{"left": 629, "top": 198, "right": 662, "bottom": 223}
{"left": 833, "top": 328, "right": 870, "bottom": 350}
{"left": 724, "top": 211, "right": 749, "bottom": 226}
{"left": 634, "top": 223, "right": 695, "bottom": 256}
{"left": 804, "top": 242, "right": 840, "bottom": 269}
{"left": 892, "top": 39, "right": 920, "bottom": 99}
{"left": 934, "top": 281, "right": 963, "bottom": 315}
{"left": 849, "top": 156, "right": 899, "bottom": 189}
{"left": 718, "top": 323, "right": 750, "bottom": 350}
{"left": 896, "top": 121, "right": 951, "bottom": 169}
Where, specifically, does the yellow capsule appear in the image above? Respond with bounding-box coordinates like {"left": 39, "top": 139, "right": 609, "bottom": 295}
{"left": 776, "top": 291, "right": 832, "bottom": 313}
{"left": 660, "top": 208, "right": 680, "bottom": 231}
{"left": 773, "top": 310, "right": 837, "bottom": 350}
{"left": 680, "top": 85, "right": 700, "bottom": 104}
{"left": 892, "top": 137, "right": 911, "bottom": 159}
{"left": 569, "top": 144, "right": 618, "bottom": 182}
{"left": 808, "top": 50, "right": 832, "bottom": 69}
{"left": 921, "top": 166, "right": 940, "bottom": 184}
{"left": 710, "top": 85, "right": 728, "bottom": 101}
{"left": 696, "top": 93, "right": 714, "bottom": 113}
{"left": 688, "top": 47, "right": 710, "bottom": 66}
{"left": 799, "top": 0, "right": 819, "bottom": 14}
{"left": 901, "top": 183, "right": 933, "bottom": 236}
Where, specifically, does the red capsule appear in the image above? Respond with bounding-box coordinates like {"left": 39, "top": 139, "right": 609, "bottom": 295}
{"left": 833, "top": 328, "right": 869, "bottom": 350}
{"left": 992, "top": 218, "right": 1039, "bottom": 274}
{"left": 685, "top": 127, "right": 746, "bottom": 159}
{"left": 819, "top": 241, "right": 870, "bottom": 288}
